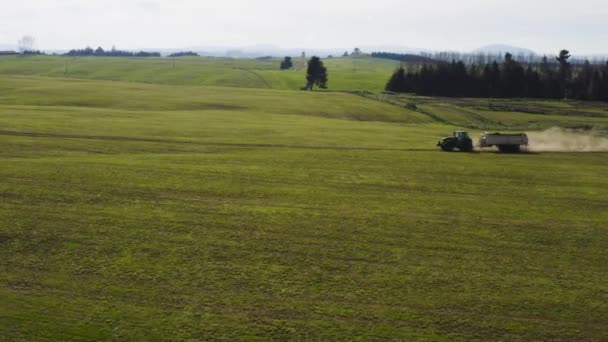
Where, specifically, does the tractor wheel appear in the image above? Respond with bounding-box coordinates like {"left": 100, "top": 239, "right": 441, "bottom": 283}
{"left": 460, "top": 140, "right": 474, "bottom": 152}
{"left": 498, "top": 145, "right": 520, "bottom": 153}
{"left": 441, "top": 143, "right": 455, "bottom": 152}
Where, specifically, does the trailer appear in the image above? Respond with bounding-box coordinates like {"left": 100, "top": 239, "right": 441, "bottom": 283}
{"left": 479, "top": 132, "right": 528, "bottom": 152}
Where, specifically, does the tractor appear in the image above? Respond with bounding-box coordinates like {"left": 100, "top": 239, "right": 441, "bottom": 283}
{"left": 437, "top": 131, "right": 474, "bottom": 152}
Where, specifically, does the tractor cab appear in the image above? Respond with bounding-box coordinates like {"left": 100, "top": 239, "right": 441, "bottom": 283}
{"left": 454, "top": 131, "right": 470, "bottom": 140}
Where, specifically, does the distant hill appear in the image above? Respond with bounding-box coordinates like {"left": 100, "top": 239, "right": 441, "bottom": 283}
{"left": 141, "top": 45, "right": 432, "bottom": 58}
{"left": 472, "top": 44, "right": 537, "bottom": 56}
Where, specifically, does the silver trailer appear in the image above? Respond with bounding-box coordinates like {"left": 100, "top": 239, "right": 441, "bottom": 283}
{"left": 479, "top": 132, "right": 528, "bottom": 152}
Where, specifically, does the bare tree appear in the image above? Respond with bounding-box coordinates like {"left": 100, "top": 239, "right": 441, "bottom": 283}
{"left": 18, "top": 35, "right": 36, "bottom": 54}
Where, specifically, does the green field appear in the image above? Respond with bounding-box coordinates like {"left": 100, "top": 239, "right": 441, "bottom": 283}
{"left": 0, "top": 55, "right": 399, "bottom": 92}
{"left": 1, "top": 56, "right": 607, "bottom": 340}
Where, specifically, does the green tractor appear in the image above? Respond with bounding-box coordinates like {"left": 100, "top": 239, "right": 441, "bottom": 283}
{"left": 437, "top": 131, "right": 474, "bottom": 152}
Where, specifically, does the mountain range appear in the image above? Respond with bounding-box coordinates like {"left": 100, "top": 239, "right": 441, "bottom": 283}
{"left": 1, "top": 42, "right": 606, "bottom": 60}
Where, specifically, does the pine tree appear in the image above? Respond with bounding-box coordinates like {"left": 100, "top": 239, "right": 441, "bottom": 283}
{"left": 556, "top": 50, "right": 572, "bottom": 98}
{"left": 601, "top": 61, "right": 608, "bottom": 101}
{"left": 482, "top": 61, "right": 501, "bottom": 97}
{"left": 385, "top": 66, "right": 407, "bottom": 92}
{"left": 380, "top": 51, "right": 607, "bottom": 102}
{"left": 575, "top": 60, "right": 594, "bottom": 99}
{"left": 500, "top": 53, "right": 525, "bottom": 97}
{"left": 305, "top": 56, "right": 328, "bottom": 90}
{"left": 524, "top": 66, "right": 541, "bottom": 98}
{"left": 588, "top": 70, "right": 602, "bottom": 101}
{"left": 280, "top": 56, "right": 293, "bottom": 70}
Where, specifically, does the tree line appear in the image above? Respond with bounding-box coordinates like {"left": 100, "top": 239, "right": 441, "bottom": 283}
{"left": 420, "top": 51, "right": 538, "bottom": 65}
{"left": 1, "top": 50, "right": 44, "bottom": 56}
{"left": 64, "top": 47, "right": 161, "bottom": 57}
{"left": 168, "top": 51, "right": 199, "bottom": 57}
{"left": 386, "top": 50, "right": 608, "bottom": 102}
{"left": 417, "top": 51, "right": 606, "bottom": 66}
{"left": 371, "top": 52, "right": 435, "bottom": 63}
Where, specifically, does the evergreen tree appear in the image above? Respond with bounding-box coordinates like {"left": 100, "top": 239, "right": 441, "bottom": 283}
{"left": 574, "top": 60, "right": 594, "bottom": 99}
{"left": 601, "top": 61, "right": 608, "bottom": 101}
{"left": 280, "top": 56, "right": 293, "bottom": 70}
{"left": 481, "top": 61, "right": 501, "bottom": 97}
{"left": 539, "top": 56, "right": 556, "bottom": 98}
{"left": 500, "top": 53, "right": 525, "bottom": 97}
{"left": 418, "top": 64, "right": 433, "bottom": 95}
{"left": 451, "top": 61, "right": 469, "bottom": 96}
{"left": 468, "top": 64, "right": 481, "bottom": 96}
{"left": 524, "top": 66, "right": 541, "bottom": 98}
{"left": 556, "top": 50, "right": 572, "bottom": 98}
{"left": 588, "top": 70, "right": 602, "bottom": 101}
{"left": 305, "top": 56, "right": 328, "bottom": 90}
{"left": 385, "top": 66, "right": 408, "bottom": 92}
{"left": 380, "top": 50, "right": 607, "bottom": 102}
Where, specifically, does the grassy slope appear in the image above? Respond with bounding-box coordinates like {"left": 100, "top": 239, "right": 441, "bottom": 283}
{"left": 0, "top": 76, "right": 427, "bottom": 124}
{"left": 1, "top": 76, "right": 607, "bottom": 340}
{"left": 2, "top": 55, "right": 606, "bottom": 128}
{"left": 372, "top": 94, "right": 608, "bottom": 131}
{"left": 0, "top": 55, "right": 400, "bottom": 92}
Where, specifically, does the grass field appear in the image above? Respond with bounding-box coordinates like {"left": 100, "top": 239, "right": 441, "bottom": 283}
{"left": 0, "top": 55, "right": 399, "bottom": 92}
{"left": 1, "top": 56, "right": 607, "bottom": 340}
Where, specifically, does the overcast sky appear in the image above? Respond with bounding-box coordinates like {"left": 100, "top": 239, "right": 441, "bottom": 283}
{"left": 1, "top": 0, "right": 607, "bottom": 54}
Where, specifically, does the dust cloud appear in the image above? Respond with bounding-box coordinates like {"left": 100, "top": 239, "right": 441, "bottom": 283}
{"left": 527, "top": 127, "right": 608, "bottom": 152}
